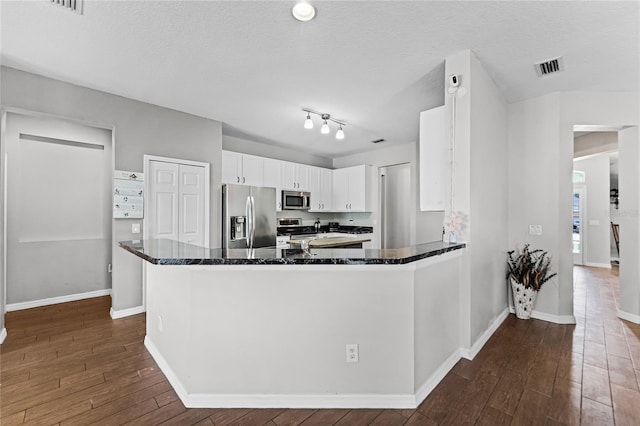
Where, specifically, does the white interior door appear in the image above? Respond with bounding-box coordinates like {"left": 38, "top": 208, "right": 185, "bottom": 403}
{"left": 146, "top": 156, "right": 209, "bottom": 247}
{"left": 178, "top": 164, "right": 205, "bottom": 246}
{"left": 573, "top": 186, "right": 586, "bottom": 265}
{"left": 148, "top": 161, "right": 179, "bottom": 241}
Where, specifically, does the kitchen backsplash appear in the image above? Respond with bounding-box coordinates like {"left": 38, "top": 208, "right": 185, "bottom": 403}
{"left": 277, "top": 210, "right": 373, "bottom": 227}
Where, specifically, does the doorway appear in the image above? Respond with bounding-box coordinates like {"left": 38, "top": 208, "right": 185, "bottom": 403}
{"left": 380, "top": 163, "right": 411, "bottom": 249}
{"left": 3, "top": 112, "right": 112, "bottom": 310}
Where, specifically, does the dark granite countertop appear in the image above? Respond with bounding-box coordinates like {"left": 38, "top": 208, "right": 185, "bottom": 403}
{"left": 119, "top": 239, "right": 465, "bottom": 265}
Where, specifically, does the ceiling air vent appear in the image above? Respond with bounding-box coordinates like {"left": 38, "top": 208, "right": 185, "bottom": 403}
{"left": 534, "top": 57, "right": 564, "bottom": 77}
{"left": 371, "top": 139, "right": 385, "bottom": 144}
{"left": 51, "top": 0, "right": 83, "bottom": 14}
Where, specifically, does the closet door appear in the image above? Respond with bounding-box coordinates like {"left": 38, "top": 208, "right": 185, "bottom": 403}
{"left": 178, "top": 164, "right": 206, "bottom": 246}
{"left": 147, "top": 161, "right": 179, "bottom": 241}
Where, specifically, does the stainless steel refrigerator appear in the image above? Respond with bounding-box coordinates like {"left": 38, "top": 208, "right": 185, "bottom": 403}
{"left": 222, "top": 184, "right": 277, "bottom": 249}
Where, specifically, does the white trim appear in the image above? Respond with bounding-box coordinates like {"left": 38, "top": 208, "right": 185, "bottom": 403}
{"left": 413, "top": 349, "right": 461, "bottom": 406}
{"left": 585, "top": 262, "right": 612, "bottom": 269}
{"left": 618, "top": 309, "right": 640, "bottom": 324}
{"left": 460, "top": 308, "right": 509, "bottom": 360}
{"left": 110, "top": 305, "right": 145, "bottom": 319}
{"left": 0, "top": 327, "right": 6, "bottom": 344}
{"left": 146, "top": 336, "right": 434, "bottom": 409}
{"left": 5, "top": 289, "right": 111, "bottom": 312}
{"left": 508, "top": 306, "right": 577, "bottom": 324}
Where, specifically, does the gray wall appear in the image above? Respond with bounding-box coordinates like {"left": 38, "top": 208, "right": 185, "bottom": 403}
{"left": 0, "top": 66, "right": 222, "bottom": 315}
{"left": 509, "top": 91, "right": 638, "bottom": 322}
{"left": 444, "top": 50, "right": 509, "bottom": 349}
{"left": 223, "top": 135, "right": 333, "bottom": 168}
{"left": 5, "top": 112, "right": 112, "bottom": 305}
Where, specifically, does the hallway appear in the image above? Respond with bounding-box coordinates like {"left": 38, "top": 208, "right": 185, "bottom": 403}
{"left": 1, "top": 266, "right": 639, "bottom": 425}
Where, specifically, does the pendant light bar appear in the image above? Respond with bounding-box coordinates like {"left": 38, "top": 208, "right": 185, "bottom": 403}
{"left": 302, "top": 109, "right": 347, "bottom": 140}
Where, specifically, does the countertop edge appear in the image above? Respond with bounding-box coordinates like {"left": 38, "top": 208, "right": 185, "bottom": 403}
{"left": 119, "top": 241, "right": 466, "bottom": 266}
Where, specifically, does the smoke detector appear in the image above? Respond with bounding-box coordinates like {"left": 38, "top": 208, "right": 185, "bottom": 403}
{"left": 534, "top": 57, "right": 564, "bottom": 77}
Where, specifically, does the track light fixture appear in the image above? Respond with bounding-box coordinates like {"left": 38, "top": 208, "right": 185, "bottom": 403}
{"left": 302, "top": 109, "right": 347, "bottom": 140}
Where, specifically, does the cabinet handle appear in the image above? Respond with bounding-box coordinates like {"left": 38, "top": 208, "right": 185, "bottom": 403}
{"left": 242, "top": 177, "right": 246, "bottom": 184}
{"left": 349, "top": 203, "right": 352, "bottom": 209}
{"left": 237, "top": 177, "right": 240, "bottom": 183}
{"left": 346, "top": 203, "right": 348, "bottom": 209}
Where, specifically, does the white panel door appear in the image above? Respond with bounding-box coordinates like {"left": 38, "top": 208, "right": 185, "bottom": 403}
{"left": 148, "top": 161, "right": 179, "bottom": 240}
{"left": 179, "top": 164, "right": 206, "bottom": 246}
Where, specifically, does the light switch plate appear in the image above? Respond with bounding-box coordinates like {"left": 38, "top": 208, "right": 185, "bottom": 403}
{"left": 528, "top": 225, "right": 543, "bottom": 235}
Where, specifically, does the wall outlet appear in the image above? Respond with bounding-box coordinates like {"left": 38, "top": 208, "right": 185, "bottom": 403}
{"left": 158, "top": 315, "right": 163, "bottom": 332}
{"left": 132, "top": 223, "right": 141, "bottom": 234}
{"left": 528, "top": 225, "right": 543, "bottom": 235}
{"left": 346, "top": 344, "right": 359, "bottom": 363}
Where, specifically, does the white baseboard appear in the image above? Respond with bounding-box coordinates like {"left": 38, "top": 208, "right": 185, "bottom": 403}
{"left": 110, "top": 305, "right": 145, "bottom": 319}
{"left": 585, "top": 262, "right": 612, "bottom": 269}
{"left": 5, "top": 289, "right": 111, "bottom": 312}
{"left": 0, "top": 327, "right": 6, "bottom": 344}
{"left": 508, "top": 306, "right": 576, "bottom": 324}
{"left": 414, "top": 349, "right": 461, "bottom": 406}
{"left": 460, "top": 308, "right": 509, "bottom": 360}
{"left": 145, "top": 336, "right": 421, "bottom": 409}
{"left": 618, "top": 309, "right": 640, "bottom": 324}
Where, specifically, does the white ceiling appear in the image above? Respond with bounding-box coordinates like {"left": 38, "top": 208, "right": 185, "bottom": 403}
{"left": 1, "top": 1, "right": 638, "bottom": 158}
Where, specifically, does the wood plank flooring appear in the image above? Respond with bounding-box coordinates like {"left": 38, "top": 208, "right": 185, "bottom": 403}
{"left": 2, "top": 265, "right": 639, "bottom": 425}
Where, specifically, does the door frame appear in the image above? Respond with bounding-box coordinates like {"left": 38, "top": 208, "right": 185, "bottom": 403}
{"left": 143, "top": 155, "right": 210, "bottom": 310}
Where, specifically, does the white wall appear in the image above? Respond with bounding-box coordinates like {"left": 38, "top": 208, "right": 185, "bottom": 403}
{"left": 618, "top": 127, "right": 640, "bottom": 321}
{"left": 333, "top": 142, "right": 444, "bottom": 247}
{"left": 445, "top": 50, "right": 509, "bottom": 348}
{"left": 5, "top": 113, "right": 112, "bottom": 304}
{"left": 508, "top": 91, "right": 638, "bottom": 323}
{"left": 573, "top": 154, "right": 611, "bottom": 268}
{"left": 0, "top": 66, "right": 223, "bottom": 315}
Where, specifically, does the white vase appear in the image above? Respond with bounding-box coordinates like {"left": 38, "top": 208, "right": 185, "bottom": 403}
{"left": 510, "top": 278, "right": 537, "bottom": 320}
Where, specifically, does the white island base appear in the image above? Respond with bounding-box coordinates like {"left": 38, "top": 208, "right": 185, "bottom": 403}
{"left": 143, "top": 250, "right": 463, "bottom": 409}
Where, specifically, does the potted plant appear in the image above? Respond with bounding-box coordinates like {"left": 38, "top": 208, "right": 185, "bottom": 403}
{"left": 507, "top": 244, "right": 557, "bottom": 319}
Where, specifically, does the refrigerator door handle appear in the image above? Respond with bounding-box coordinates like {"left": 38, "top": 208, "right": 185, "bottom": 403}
{"left": 245, "top": 196, "right": 253, "bottom": 249}
{"left": 249, "top": 195, "right": 256, "bottom": 249}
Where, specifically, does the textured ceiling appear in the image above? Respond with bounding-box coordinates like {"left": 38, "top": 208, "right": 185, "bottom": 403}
{"left": 1, "top": 1, "right": 638, "bottom": 158}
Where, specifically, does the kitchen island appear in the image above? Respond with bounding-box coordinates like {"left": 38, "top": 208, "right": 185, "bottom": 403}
{"left": 120, "top": 239, "right": 466, "bottom": 409}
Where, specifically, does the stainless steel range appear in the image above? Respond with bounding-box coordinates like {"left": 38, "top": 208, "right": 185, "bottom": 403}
{"left": 276, "top": 218, "right": 317, "bottom": 240}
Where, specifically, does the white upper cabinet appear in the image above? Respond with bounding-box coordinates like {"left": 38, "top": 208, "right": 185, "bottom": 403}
{"left": 221, "top": 151, "right": 264, "bottom": 186}
{"left": 281, "top": 162, "right": 310, "bottom": 191}
{"left": 332, "top": 165, "right": 372, "bottom": 212}
{"left": 308, "top": 167, "right": 333, "bottom": 212}
{"left": 263, "top": 158, "right": 283, "bottom": 211}
{"left": 419, "top": 106, "right": 446, "bottom": 211}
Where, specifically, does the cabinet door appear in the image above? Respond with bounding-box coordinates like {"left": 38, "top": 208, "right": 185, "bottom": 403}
{"left": 348, "top": 166, "right": 366, "bottom": 211}
{"left": 307, "top": 166, "right": 322, "bottom": 211}
{"left": 221, "top": 151, "right": 241, "bottom": 184}
{"left": 263, "top": 158, "right": 283, "bottom": 211}
{"left": 296, "top": 164, "right": 310, "bottom": 191}
{"left": 320, "top": 168, "right": 333, "bottom": 211}
{"left": 332, "top": 168, "right": 349, "bottom": 212}
{"left": 241, "top": 154, "right": 264, "bottom": 186}
{"left": 281, "top": 161, "right": 297, "bottom": 190}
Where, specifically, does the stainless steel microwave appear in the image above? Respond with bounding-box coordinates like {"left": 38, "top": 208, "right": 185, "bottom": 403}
{"left": 282, "top": 190, "right": 311, "bottom": 210}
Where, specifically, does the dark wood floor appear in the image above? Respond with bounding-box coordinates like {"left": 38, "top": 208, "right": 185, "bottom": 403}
{"left": 1, "top": 266, "right": 639, "bottom": 425}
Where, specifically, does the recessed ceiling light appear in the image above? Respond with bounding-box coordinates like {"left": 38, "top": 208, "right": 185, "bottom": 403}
{"left": 292, "top": 1, "right": 316, "bottom": 22}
